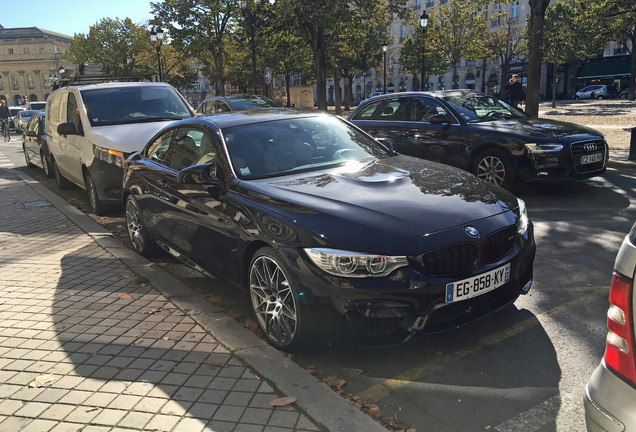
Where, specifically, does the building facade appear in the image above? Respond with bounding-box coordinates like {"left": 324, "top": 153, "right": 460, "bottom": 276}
{"left": 0, "top": 25, "right": 72, "bottom": 107}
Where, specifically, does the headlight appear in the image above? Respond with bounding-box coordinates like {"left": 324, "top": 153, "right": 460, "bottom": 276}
{"left": 524, "top": 143, "right": 563, "bottom": 153}
{"left": 516, "top": 198, "right": 529, "bottom": 235}
{"left": 304, "top": 248, "right": 408, "bottom": 278}
{"left": 94, "top": 145, "right": 126, "bottom": 168}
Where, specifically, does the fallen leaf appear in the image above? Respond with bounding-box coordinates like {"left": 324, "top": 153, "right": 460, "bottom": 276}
{"left": 367, "top": 405, "right": 382, "bottom": 419}
{"left": 244, "top": 320, "right": 259, "bottom": 332}
{"left": 143, "top": 309, "right": 159, "bottom": 315}
{"left": 227, "top": 311, "right": 241, "bottom": 320}
{"left": 304, "top": 366, "right": 318, "bottom": 375}
{"left": 29, "top": 374, "right": 56, "bottom": 388}
{"left": 270, "top": 396, "right": 297, "bottom": 407}
{"left": 118, "top": 293, "right": 132, "bottom": 300}
{"left": 322, "top": 376, "right": 346, "bottom": 390}
{"left": 133, "top": 339, "right": 144, "bottom": 345}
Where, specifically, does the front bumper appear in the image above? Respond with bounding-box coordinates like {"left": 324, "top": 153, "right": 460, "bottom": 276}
{"left": 282, "top": 223, "right": 536, "bottom": 346}
{"left": 87, "top": 158, "right": 126, "bottom": 205}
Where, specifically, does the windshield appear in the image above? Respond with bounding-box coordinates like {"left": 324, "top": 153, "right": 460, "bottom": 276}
{"left": 81, "top": 86, "right": 193, "bottom": 127}
{"left": 222, "top": 116, "right": 393, "bottom": 179}
{"left": 21, "top": 110, "right": 38, "bottom": 117}
{"left": 442, "top": 94, "right": 526, "bottom": 123}
{"left": 229, "top": 96, "right": 283, "bottom": 110}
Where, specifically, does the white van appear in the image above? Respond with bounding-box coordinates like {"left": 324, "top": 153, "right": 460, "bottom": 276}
{"left": 46, "top": 82, "right": 194, "bottom": 214}
{"left": 27, "top": 101, "right": 46, "bottom": 111}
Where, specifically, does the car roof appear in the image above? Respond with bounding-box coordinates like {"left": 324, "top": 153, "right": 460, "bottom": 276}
{"left": 57, "top": 82, "right": 174, "bottom": 92}
{"left": 173, "top": 109, "right": 327, "bottom": 130}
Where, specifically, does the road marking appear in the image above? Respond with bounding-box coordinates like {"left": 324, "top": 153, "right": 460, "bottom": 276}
{"left": 357, "top": 285, "right": 609, "bottom": 401}
{"left": 494, "top": 395, "right": 561, "bottom": 432}
{"left": 0, "top": 151, "right": 14, "bottom": 168}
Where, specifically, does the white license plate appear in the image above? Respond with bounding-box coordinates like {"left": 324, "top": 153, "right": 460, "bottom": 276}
{"left": 445, "top": 263, "right": 511, "bottom": 303}
{"left": 580, "top": 153, "right": 602, "bottom": 165}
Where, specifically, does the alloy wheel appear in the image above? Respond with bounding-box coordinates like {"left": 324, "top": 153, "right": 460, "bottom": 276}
{"left": 126, "top": 198, "right": 146, "bottom": 254}
{"left": 250, "top": 255, "right": 298, "bottom": 347}
{"left": 476, "top": 155, "right": 506, "bottom": 187}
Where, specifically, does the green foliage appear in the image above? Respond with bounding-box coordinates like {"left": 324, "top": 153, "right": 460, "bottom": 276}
{"left": 399, "top": 21, "right": 448, "bottom": 87}
{"left": 542, "top": 2, "right": 578, "bottom": 67}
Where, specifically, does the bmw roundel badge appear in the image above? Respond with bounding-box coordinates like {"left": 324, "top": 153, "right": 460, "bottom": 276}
{"left": 465, "top": 226, "right": 480, "bottom": 239}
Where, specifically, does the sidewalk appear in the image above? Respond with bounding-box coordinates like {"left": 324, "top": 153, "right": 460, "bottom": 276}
{"left": 0, "top": 167, "right": 386, "bottom": 432}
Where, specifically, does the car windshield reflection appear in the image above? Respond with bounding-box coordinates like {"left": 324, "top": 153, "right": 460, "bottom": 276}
{"left": 442, "top": 95, "right": 525, "bottom": 123}
{"left": 81, "top": 86, "right": 193, "bottom": 127}
{"left": 222, "top": 116, "right": 393, "bottom": 179}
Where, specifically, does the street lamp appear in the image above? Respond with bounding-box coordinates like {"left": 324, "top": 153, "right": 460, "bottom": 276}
{"left": 239, "top": 0, "right": 261, "bottom": 95}
{"left": 150, "top": 27, "right": 165, "bottom": 82}
{"left": 420, "top": 10, "right": 428, "bottom": 91}
{"left": 382, "top": 41, "right": 388, "bottom": 94}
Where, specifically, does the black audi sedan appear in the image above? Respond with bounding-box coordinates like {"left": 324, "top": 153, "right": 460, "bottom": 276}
{"left": 22, "top": 112, "right": 53, "bottom": 178}
{"left": 196, "top": 94, "right": 283, "bottom": 115}
{"left": 347, "top": 90, "right": 608, "bottom": 190}
{"left": 123, "top": 110, "right": 536, "bottom": 350}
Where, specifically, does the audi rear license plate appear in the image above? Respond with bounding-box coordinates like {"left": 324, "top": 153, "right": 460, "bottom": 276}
{"left": 445, "top": 263, "right": 511, "bottom": 303}
{"left": 580, "top": 153, "right": 602, "bottom": 165}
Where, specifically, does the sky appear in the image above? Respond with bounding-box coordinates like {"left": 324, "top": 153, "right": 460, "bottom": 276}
{"left": 0, "top": 0, "right": 155, "bottom": 36}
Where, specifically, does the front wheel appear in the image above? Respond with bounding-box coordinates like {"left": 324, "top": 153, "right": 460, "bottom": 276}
{"left": 41, "top": 151, "right": 54, "bottom": 178}
{"left": 472, "top": 148, "right": 516, "bottom": 190}
{"left": 23, "top": 144, "right": 34, "bottom": 168}
{"left": 125, "top": 195, "right": 158, "bottom": 257}
{"left": 85, "top": 171, "right": 107, "bottom": 215}
{"left": 52, "top": 157, "right": 71, "bottom": 190}
{"left": 249, "top": 247, "right": 309, "bottom": 351}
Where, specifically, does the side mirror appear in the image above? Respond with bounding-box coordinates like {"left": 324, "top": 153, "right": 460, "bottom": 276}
{"left": 375, "top": 137, "right": 395, "bottom": 152}
{"left": 178, "top": 162, "right": 219, "bottom": 185}
{"left": 25, "top": 130, "right": 37, "bottom": 137}
{"left": 57, "top": 122, "right": 78, "bottom": 136}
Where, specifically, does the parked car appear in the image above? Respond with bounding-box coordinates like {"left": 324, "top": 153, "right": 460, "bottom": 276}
{"left": 27, "top": 101, "right": 46, "bottom": 111}
{"left": 347, "top": 90, "right": 608, "bottom": 190}
{"left": 22, "top": 112, "right": 53, "bottom": 177}
{"left": 196, "top": 94, "right": 283, "bottom": 115}
{"left": 575, "top": 85, "right": 610, "bottom": 100}
{"left": 46, "top": 82, "right": 195, "bottom": 215}
{"left": 123, "top": 109, "right": 536, "bottom": 351}
{"left": 367, "top": 92, "right": 384, "bottom": 99}
{"left": 15, "top": 109, "right": 39, "bottom": 133}
{"left": 618, "top": 88, "right": 629, "bottom": 99}
{"left": 8, "top": 107, "right": 24, "bottom": 131}
{"left": 584, "top": 221, "right": 636, "bottom": 432}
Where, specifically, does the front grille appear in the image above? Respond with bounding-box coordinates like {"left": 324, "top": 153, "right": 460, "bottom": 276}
{"left": 421, "top": 243, "right": 478, "bottom": 277}
{"left": 571, "top": 140, "right": 607, "bottom": 173}
{"left": 419, "top": 226, "right": 516, "bottom": 277}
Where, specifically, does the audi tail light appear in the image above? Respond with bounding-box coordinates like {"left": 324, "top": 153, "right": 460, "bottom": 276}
{"left": 604, "top": 271, "right": 636, "bottom": 386}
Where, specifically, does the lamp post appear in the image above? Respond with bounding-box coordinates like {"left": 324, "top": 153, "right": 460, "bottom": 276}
{"left": 382, "top": 41, "right": 388, "bottom": 94}
{"left": 239, "top": 0, "right": 260, "bottom": 95}
{"left": 420, "top": 10, "right": 428, "bottom": 92}
{"left": 150, "top": 27, "right": 165, "bottom": 82}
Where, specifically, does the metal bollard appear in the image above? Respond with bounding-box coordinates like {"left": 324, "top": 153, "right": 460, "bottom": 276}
{"left": 630, "top": 127, "right": 636, "bottom": 161}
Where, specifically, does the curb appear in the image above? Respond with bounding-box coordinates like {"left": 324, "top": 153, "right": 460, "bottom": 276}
{"left": 12, "top": 169, "right": 386, "bottom": 432}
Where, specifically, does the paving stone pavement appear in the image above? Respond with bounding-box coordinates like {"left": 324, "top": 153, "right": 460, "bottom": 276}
{"left": 0, "top": 168, "right": 385, "bottom": 432}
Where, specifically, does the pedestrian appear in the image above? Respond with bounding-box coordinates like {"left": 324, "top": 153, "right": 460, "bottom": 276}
{"left": 505, "top": 74, "right": 524, "bottom": 108}
{"left": 0, "top": 99, "right": 11, "bottom": 138}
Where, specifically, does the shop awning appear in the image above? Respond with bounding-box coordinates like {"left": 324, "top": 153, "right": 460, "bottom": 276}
{"left": 578, "top": 55, "right": 631, "bottom": 80}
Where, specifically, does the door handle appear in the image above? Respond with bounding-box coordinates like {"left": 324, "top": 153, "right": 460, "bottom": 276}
{"left": 156, "top": 179, "right": 168, "bottom": 188}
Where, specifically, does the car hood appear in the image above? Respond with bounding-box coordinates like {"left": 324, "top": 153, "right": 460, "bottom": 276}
{"left": 87, "top": 121, "right": 175, "bottom": 153}
{"left": 239, "top": 155, "right": 519, "bottom": 250}
{"left": 472, "top": 117, "right": 603, "bottom": 142}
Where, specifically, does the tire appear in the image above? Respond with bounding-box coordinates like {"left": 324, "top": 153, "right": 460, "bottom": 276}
{"left": 41, "top": 150, "right": 54, "bottom": 178}
{"left": 472, "top": 148, "right": 516, "bottom": 190}
{"left": 574, "top": 96, "right": 580, "bottom": 100}
{"left": 125, "top": 194, "right": 159, "bottom": 257}
{"left": 597, "top": 95, "right": 604, "bottom": 100}
{"left": 23, "top": 143, "right": 34, "bottom": 168}
{"left": 85, "top": 171, "right": 107, "bottom": 215}
{"left": 52, "top": 157, "right": 71, "bottom": 190}
{"left": 249, "top": 247, "right": 309, "bottom": 351}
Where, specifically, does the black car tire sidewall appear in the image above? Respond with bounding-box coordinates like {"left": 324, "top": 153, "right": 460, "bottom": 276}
{"left": 85, "top": 172, "right": 106, "bottom": 215}
{"left": 125, "top": 195, "right": 158, "bottom": 257}
{"left": 42, "top": 151, "right": 54, "bottom": 178}
{"left": 52, "top": 157, "right": 70, "bottom": 190}
{"left": 248, "top": 247, "right": 310, "bottom": 351}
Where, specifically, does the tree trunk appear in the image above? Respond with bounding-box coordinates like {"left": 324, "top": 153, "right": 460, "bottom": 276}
{"left": 629, "top": 32, "right": 636, "bottom": 100}
{"left": 310, "top": 28, "right": 328, "bottom": 111}
{"left": 285, "top": 71, "right": 292, "bottom": 107}
{"left": 334, "top": 65, "right": 342, "bottom": 115}
{"left": 551, "top": 64, "right": 557, "bottom": 108}
{"left": 525, "top": 0, "right": 551, "bottom": 117}
{"left": 452, "top": 64, "right": 458, "bottom": 89}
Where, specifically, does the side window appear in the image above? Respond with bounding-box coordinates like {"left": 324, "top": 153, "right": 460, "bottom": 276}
{"left": 67, "top": 92, "right": 83, "bottom": 134}
{"left": 377, "top": 99, "right": 408, "bottom": 121}
{"left": 147, "top": 130, "right": 175, "bottom": 166}
{"left": 166, "top": 128, "right": 216, "bottom": 171}
{"left": 352, "top": 101, "right": 381, "bottom": 120}
{"left": 411, "top": 98, "right": 450, "bottom": 122}
{"left": 216, "top": 101, "right": 231, "bottom": 113}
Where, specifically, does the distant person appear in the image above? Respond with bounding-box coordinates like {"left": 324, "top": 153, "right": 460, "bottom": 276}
{"left": 0, "top": 99, "right": 10, "bottom": 137}
{"left": 505, "top": 74, "right": 524, "bottom": 108}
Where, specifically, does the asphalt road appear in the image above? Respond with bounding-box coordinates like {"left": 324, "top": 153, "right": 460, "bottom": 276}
{"left": 2, "top": 125, "right": 636, "bottom": 431}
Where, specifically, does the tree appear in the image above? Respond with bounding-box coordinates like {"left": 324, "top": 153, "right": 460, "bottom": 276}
{"left": 151, "top": 0, "right": 236, "bottom": 96}
{"left": 485, "top": 15, "right": 526, "bottom": 95}
{"left": 542, "top": 2, "right": 578, "bottom": 108}
{"left": 432, "top": 0, "right": 489, "bottom": 89}
{"left": 399, "top": 22, "right": 448, "bottom": 91}
{"left": 576, "top": 0, "right": 636, "bottom": 100}
{"left": 64, "top": 18, "right": 149, "bottom": 77}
